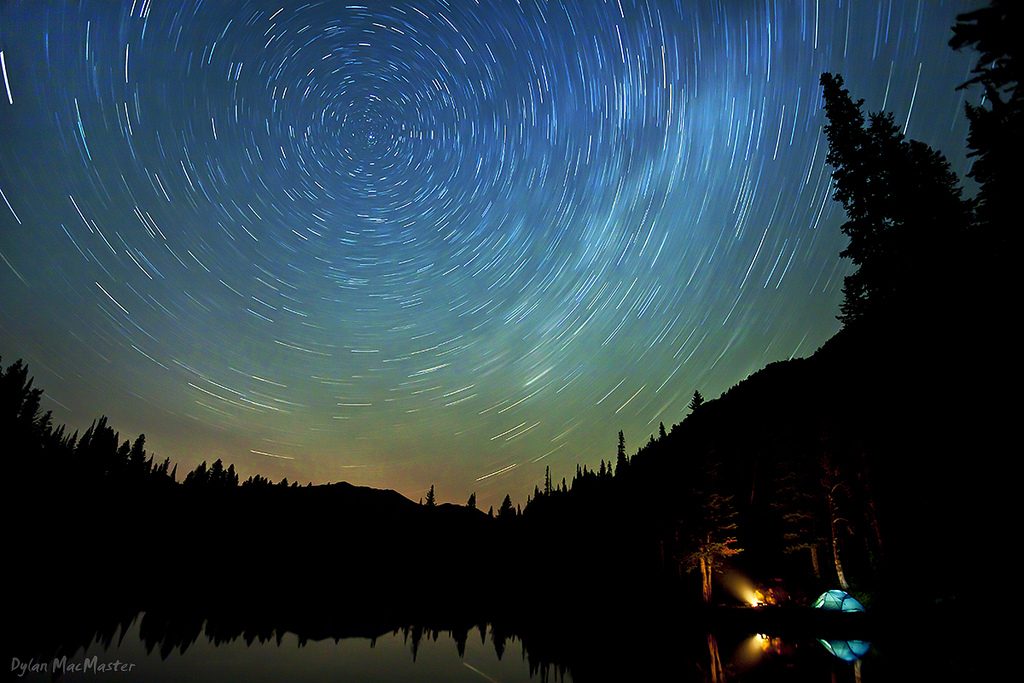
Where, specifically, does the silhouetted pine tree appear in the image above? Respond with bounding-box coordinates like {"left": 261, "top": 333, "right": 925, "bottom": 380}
{"left": 184, "top": 461, "right": 209, "bottom": 487}
{"left": 770, "top": 456, "right": 825, "bottom": 578}
{"left": 2, "top": 358, "right": 54, "bottom": 483}
{"left": 820, "top": 72, "right": 971, "bottom": 326}
{"left": 209, "top": 459, "right": 225, "bottom": 486}
{"left": 615, "top": 431, "right": 628, "bottom": 477}
{"left": 682, "top": 459, "right": 742, "bottom": 604}
{"left": 1, "top": 358, "right": 48, "bottom": 439}
{"left": 950, "top": 0, "right": 1021, "bottom": 246}
{"left": 688, "top": 390, "right": 704, "bottom": 413}
{"left": 498, "top": 494, "right": 515, "bottom": 520}
{"left": 127, "top": 435, "right": 147, "bottom": 475}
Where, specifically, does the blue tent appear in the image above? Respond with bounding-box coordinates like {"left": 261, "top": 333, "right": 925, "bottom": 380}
{"left": 818, "top": 639, "right": 871, "bottom": 662}
{"left": 813, "top": 589, "right": 865, "bottom": 612}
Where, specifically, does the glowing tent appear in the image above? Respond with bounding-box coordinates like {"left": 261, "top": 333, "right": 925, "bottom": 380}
{"left": 818, "top": 639, "right": 871, "bottom": 662}
{"left": 812, "top": 589, "right": 865, "bottom": 612}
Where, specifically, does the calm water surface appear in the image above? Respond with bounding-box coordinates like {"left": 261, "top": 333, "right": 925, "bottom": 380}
{"left": 13, "top": 611, "right": 883, "bottom": 682}
{"left": 14, "top": 616, "right": 550, "bottom": 683}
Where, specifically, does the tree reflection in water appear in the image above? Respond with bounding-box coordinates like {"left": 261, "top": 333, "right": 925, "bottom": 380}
{"left": 706, "top": 632, "right": 725, "bottom": 683}
{"left": 12, "top": 603, "right": 908, "bottom": 683}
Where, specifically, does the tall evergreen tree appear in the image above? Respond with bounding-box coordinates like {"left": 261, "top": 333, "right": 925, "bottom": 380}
{"left": 185, "top": 461, "right": 209, "bottom": 487}
{"left": 425, "top": 484, "right": 436, "bottom": 507}
{"left": 127, "top": 434, "right": 147, "bottom": 472}
{"left": 615, "top": 431, "right": 628, "bottom": 477}
{"left": 209, "top": 458, "right": 225, "bottom": 486}
{"left": 1, "top": 358, "right": 46, "bottom": 438}
{"left": 770, "top": 457, "right": 825, "bottom": 578}
{"left": 820, "top": 453, "right": 853, "bottom": 591}
{"left": 682, "top": 460, "right": 742, "bottom": 604}
{"left": 498, "top": 494, "right": 515, "bottom": 520}
{"left": 466, "top": 492, "right": 477, "bottom": 509}
{"left": 950, "top": 0, "right": 1022, "bottom": 244}
{"left": 684, "top": 493, "right": 742, "bottom": 604}
{"left": 820, "top": 72, "right": 971, "bottom": 326}
{"left": 688, "top": 390, "right": 704, "bottom": 413}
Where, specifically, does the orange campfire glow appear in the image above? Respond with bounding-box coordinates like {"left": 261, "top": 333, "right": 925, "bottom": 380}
{"left": 723, "top": 572, "right": 780, "bottom": 607}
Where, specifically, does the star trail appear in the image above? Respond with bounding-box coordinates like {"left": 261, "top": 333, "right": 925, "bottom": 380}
{"left": 0, "top": 1, "right": 979, "bottom": 506}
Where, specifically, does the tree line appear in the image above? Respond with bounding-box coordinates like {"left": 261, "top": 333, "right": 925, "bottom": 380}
{"left": 1, "top": 357, "right": 317, "bottom": 494}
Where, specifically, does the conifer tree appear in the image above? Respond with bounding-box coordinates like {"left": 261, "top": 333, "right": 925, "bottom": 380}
{"left": 615, "top": 431, "right": 628, "bottom": 477}
{"left": 770, "top": 457, "right": 825, "bottom": 578}
{"left": 819, "top": 72, "right": 971, "bottom": 326}
{"left": 950, "top": 1, "right": 1021, "bottom": 243}
{"left": 682, "top": 460, "right": 742, "bottom": 603}
{"left": 689, "top": 390, "right": 704, "bottom": 413}
{"left": 498, "top": 494, "right": 515, "bottom": 520}
{"left": 127, "top": 434, "right": 147, "bottom": 474}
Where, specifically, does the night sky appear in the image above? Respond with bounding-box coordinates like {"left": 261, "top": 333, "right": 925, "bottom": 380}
{"left": 0, "top": 1, "right": 979, "bottom": 507}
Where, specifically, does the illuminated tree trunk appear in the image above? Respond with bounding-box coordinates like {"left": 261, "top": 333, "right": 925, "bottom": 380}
{"left": 809, "top": 544, "right": 821, "bottom": 578}
{"left": 700, "top": 553, "right": 713, "bottom": 604}
{"left": 706, "top": 633, "right": 725, "bottom": 683}
{"left": 821, "top": 453, "right": 851, "bottom": 591}
{"left": 683, "top": 473, "right": 742, "bottom": 605}
{"left": 827, "top": 486, "right": 850, "bottom": 591}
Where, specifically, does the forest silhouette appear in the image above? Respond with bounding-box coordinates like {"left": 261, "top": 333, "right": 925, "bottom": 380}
{"left": 3, "top": 2, "right": 1016, "bottom": 679}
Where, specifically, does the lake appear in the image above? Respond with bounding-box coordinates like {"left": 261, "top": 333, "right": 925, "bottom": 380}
{"left": 11, "top": 610, "right": 878, "bottom": 682}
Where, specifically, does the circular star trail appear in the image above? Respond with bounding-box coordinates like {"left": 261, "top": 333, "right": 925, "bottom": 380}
{"left": 0, "top": 1, "right": 979, "bottom": 505}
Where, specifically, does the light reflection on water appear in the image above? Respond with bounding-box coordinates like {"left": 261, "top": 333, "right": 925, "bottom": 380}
{"left": 713, "top": 631, "right": 871, "bottom": 683}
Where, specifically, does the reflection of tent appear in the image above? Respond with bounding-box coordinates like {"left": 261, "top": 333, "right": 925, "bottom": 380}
{"left": 818, "top": 639, "right": 871, "bottom": 662}
{"left": 812, "top": 589, "right": 865, "bottom": 612}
